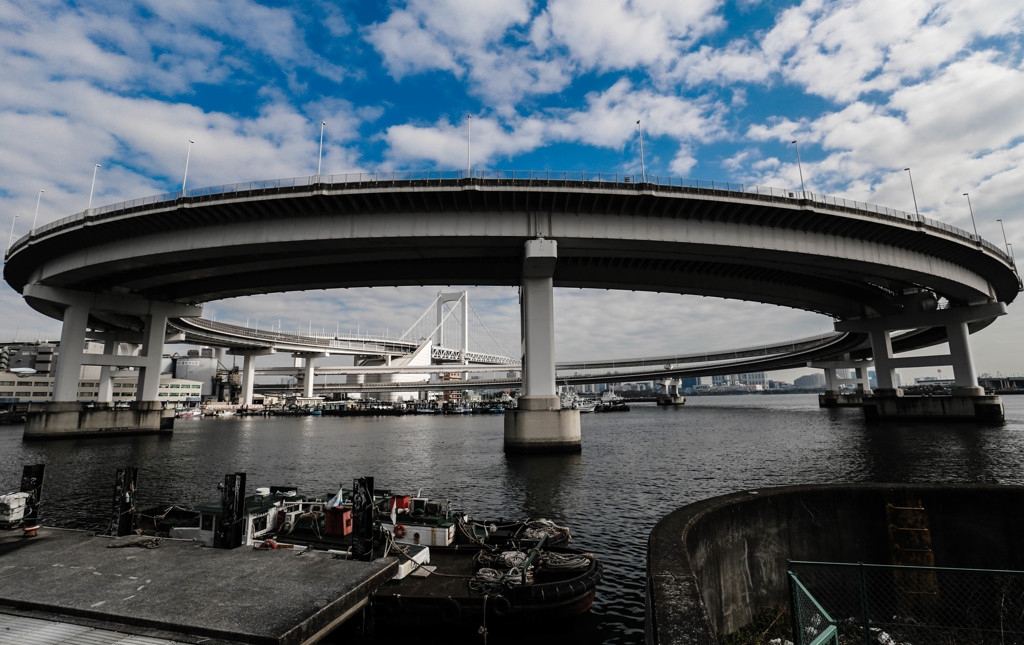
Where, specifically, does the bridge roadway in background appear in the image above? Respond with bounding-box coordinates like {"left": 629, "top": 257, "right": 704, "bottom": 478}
{"left": 4, "top": 172, "right": 1020, "bottom": 372}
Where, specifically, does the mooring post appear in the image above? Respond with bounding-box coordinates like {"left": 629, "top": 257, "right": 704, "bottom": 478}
{"left": 352, "top": 476, "right": 375, "bottom": 561}
{"left": 19, "top": 464, "right": 45, "bottom": 528}
{"left": 215, "top": 472, "right": 246, "bottom": 549}
{"left": 110, "top": 466, "right": 138, "bottom": 536}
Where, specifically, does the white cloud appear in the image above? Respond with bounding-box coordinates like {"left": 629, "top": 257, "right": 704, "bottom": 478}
{"left": 382, "top": 80, "right": 721, "bottom": 168}
{"left": 537, "top": 0, "right": 725, "bottom": 73}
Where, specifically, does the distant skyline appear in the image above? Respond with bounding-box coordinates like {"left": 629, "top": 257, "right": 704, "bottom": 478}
{"left": 2, "top": 0, "right": 1022, "bottom": 379}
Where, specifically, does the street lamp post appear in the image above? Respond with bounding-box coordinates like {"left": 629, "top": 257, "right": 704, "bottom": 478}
{"left": 466, "top": 114, "right": 472, "bottom": 178}
{"left": 7, "top": 214, "right": 19, "bottom": 251}
{"left": 181, "top": 139, "right": 195, "bottom": 196}
{"left": 962, "top": 193, "right": 979, "bottom": 239}
{"left": 997, "top": 219, "right": 1011, "bottom": 257}
{"left": 904, "top": 168, "right": 919, "bottom": 218}
{"left": 31, "top": 189, "right": 45, "bottom": 231}
{"left": 317, "top": 121, "right": 326, "bottom": 181}
{"left": 791, "top": 140, "right": 806, "bottom": 198}
{"left": 87, "top": 164, "right": 101, "bottom": 211}
{"left": 637, "top": 120, "right": 646, "bottom": 183}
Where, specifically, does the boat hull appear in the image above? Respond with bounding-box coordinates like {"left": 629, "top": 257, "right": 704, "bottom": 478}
{"left": 371, "top": 545, "right": 601, "bottom": 626}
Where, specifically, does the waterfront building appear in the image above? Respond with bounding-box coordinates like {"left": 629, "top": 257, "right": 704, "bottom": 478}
{"left": 793, "top": 373, "right": 826, "bottom": 388}
{"left": 712, "top": 372, "right": 768, "bottom": 388}
{"left": 0, "top": 372, "right": 203, "bottom": 406}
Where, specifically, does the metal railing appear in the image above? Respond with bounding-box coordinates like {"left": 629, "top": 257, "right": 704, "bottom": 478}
{"left": 789, "top": 570, "right": 840, "bottom": 645}
{"left": 7, "top": 170, "right": 1009, "bottom": 263}
{"left": 789, "top": 560, "right": 1024, "bottom": 644}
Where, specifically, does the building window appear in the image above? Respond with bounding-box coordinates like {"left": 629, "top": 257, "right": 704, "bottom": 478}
{"left": 0, "top": 381, "right": 14, "bottom": 386}
{"left": 170, "top": 384, "right": 180, "bottom": 388}
{"left": 32, "top": 392, "right": 48, "bottom": 396}
{"left": 0, "top": 392, "right": 12, "bottom": 396}
{"left": 32, "top": 381, "right": 49, "bottom": 386}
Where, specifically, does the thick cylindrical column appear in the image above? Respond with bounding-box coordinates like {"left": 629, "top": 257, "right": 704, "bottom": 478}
{"left": 303, "top": 357, "right": 316, "bottom": 398}
{"left": 946, "top": 320, "right": 983, "bottom": 395}
{"left": 53, "top": 303, "right": 89, "bottom": 402}
{"left": 241, "top": 354, "right": 257, "bottom": 406}
{"left": 97, "top": 340, "right": 116, "bottom": 403}
{"left": 822, "top": 368, "right": 838, "bottom": 391}
{"left": 868, "top": 328, "right": 898, "bottom": 393}
{"left": 521, "top": 239, "right": 557, "bottom": 399}
{"left": 136, "top": 311, "right": 168, "bottom": 402}
{"left": 505, "top": 239, "right": 580, "bottom": 454}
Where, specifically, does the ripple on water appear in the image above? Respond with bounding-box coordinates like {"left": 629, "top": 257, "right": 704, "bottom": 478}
{"left": 3, "top": 395, "right": 1024, "bottom": 644}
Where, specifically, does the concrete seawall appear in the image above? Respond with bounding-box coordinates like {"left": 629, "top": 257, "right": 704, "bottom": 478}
{"left": 646, "top": 483, "right": 1024, "bottom": 645}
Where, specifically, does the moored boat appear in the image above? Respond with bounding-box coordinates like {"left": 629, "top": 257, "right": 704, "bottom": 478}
{"left": 156, "top": 480, "right": 599, "bottom": 627}
{"left": 371, "top": 539, "right": 601, "bottom": 626}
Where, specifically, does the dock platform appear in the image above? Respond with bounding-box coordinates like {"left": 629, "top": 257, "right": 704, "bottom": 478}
{"left": 0, "top": 527, "right": 397, "bottom": 644}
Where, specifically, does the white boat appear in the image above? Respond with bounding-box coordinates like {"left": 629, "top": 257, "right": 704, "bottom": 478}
{"left": 0, "top": 492, "right": 30, "bottom": 529}
{"left": 176, "top": 408, "right": 202, "bottom": 418}
{"left": 560, "top": 390, "right": 597, "bottom": 412}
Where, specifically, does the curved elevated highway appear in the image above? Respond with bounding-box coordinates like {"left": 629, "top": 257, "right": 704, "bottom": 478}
{"left": 6, "top": 172, "right": 1017, "bottom": 326}
{"left": 4, "top": 171, "right": 1020, "bottom": 443}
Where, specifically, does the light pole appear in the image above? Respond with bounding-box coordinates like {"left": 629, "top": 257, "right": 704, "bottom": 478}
{"left": 962, "top": 193, "right": 978, "bottom": 239}
{"left": 7, "top": 214, "right": 18, "bottom": 251}
{"left": 317, "top": 121, "right": 326, "bottom": 181}
{"left": 466, "top": 114, "right": 472, "bottom": 178}
{"left": 181, "top": 139, "right": 195, "bottom": 196}
{"left": 904, "top": 168, "right": 919, "bottom": 218}
{"left": 31, "top": 189, "right": 45, "bottom": 231}
{"left": 997, "top": 219, "right": 1011, "bottom": 256}
{"left": 637, "top": 120, "right": 646, "bottom": 183}
{"left": 791, "top": 140, "right": 805, "bottom": 198}
{"left": 87, "top": 164, "right": 101, "bottom": 211}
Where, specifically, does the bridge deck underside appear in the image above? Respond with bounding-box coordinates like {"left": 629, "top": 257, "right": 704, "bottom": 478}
{"left": 5, "top": 181, "right": 1017, "bottom": 367}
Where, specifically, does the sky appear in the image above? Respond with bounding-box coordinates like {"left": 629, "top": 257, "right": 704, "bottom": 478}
{"left": 1, "top": 0, "right": 1023, "bottom": 381}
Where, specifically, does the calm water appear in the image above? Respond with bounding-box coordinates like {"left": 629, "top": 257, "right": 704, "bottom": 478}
{"left": 3, "top": 394, "right": 1024, "bottom": 644}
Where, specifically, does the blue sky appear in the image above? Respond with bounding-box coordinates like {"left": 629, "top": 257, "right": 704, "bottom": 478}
{"left": 2, "top": 0, "right": 1023, "bottom": 378}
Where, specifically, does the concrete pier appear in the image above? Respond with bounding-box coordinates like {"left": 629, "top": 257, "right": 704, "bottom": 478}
{"left": 862, "top": 391, "right": 1004, "bottom": 423}
{"left": 817, "top": 391, "right": 866, "bottom": 407}
{"left": 23, "top": 401, "right": 173, "bottom": 439}
{"left": 0, "top": 527, "right": 396, "bottom": 644}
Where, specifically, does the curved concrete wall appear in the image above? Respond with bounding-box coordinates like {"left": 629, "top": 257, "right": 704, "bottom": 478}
{"left": 646, "top": 483, "right": 1024, "bottom": 645}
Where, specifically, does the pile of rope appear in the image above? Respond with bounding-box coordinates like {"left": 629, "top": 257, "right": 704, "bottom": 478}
{"left": 471, "top": 548, "right": 534, "bottom": 593}
{"left": 521, "top": 519, "right": 570, "bottom": 542}
{"left": 539, "top": 551, "right": 592, "bottom": 570}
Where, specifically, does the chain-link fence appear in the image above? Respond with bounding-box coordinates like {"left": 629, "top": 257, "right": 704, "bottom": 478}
{"left": 789, "top": 571, "right": 840, "bottom": 645}
{"left": 789, "top": 561, "right": 1024, "bottom": 644}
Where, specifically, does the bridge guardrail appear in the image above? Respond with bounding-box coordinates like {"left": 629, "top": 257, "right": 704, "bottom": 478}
{"left": 9, "top": 170, "right": 1008, "bottom": 263}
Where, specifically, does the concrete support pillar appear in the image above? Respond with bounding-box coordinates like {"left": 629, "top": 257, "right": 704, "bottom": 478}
{"left": 505, "top": 239, "right": 581, "bottom": 454}
{"left": 136, "top": 310, "right": 168, "bottom": 403}
{"left": 822, "top": 368, "right": 838, "bottom": 391}
{"left": 97, "top": 340, "right": 116, "bottom": 404}
{"left": 53, "top": 303, "right": 89, "bottom": 402}
{"left": 242, "top": 354, "right": 256, "bottom": 406}
{"left": 868, "top": 328, "right": 898, "bottom": 394}
{"left": 304, "top": 357, "right": 316, "bottom": 398}
{"left": 520, "top": 240, "right": 557, "bottom": 401}
{"left": 946, "top": 320, "right": 983, "bottom": 395}
{"left": 854, "top": 365, "right": 872, "bottom": 395}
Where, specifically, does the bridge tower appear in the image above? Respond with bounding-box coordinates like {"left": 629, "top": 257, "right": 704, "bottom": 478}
{"left": 504, "top": 239, "right": 581, "bottom": 453}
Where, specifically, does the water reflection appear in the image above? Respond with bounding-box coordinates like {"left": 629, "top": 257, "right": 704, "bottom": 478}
{"left": 502, "top": 452, "right": 582, "bottom": 522}
{"left": 2, "top": 396, "right": 1023, "bottom": 645}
